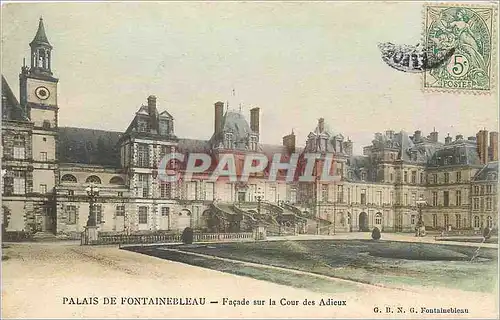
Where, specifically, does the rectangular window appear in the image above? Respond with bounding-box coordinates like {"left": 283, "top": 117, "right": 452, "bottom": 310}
{"left": 187, "top": 181, "right": 198, "bottom": 200}
{"left": 480, "top": 186, "right": 485, "bottom": 195}
{"left": 444, "top": 214, "right": 449, "bottom": 227}
{"left": 116, "top": 205, "right": 125, "bottom": 217}
{"left": 337, "top": 185, "right": 344, "bottom": 203}
{"left": 205, "top": 182, "right": 214, "bottom": 201}
{"left": 95, "top": 204, "right": 103, "bottom": 224}
{"left": 360, "top": 189, "right": 366, "bottom": 205}
{"left": 432, "top": 192, "right": 438, "bottom": 206}
{"left": 404, "top": 193, "right": 408, "bottom": 206}
{"left": 136, "top": 144, "right": 149, "bottom": 167}
{"left": 455, "top": 214, "right": 461, "bottom": 228}
{"left": 455, "top": 190, "right": 462, "bottom": 206}
{"left": 137, "top": 173, "right": 149, "bottom": 198}
{"left": 411, "top": 171, "right": 416, "bottom": 184}
{"left": 13, "top": 135, "right": 26, "bottom": 160}
{"left": 474, "top": 186, "right": 479, "bottom": 195}
{"left": 13, "top": 170, "right": 26, "bottom": 195}
{"left": 443, "top": 191, "right": 449, "bottom": 207}
{"left": 161, "top": 207, "right": 170, "bottom": 216}
{"left": 40, "top": 152, "right": 47, "bottom": 161}
{"left": 39, "top": 184, "right": 47, "bottom": 194}
{"left": 377, "top": 191, "right": 382, "bottom": 205}
{"left": 160, "top": 182, "right": 172, "bottom": 199}
{"left": 473, "top": 198, "right": 479, "bottom": 210}
{"left": 138, "top": 206, "right": 148, "bottom": 224}
{"left": 486, "top": 197, "right": 492, "bottom": 210}
{"left": 432, "top": 214, "right": 437, "bottom": 228}
{"left": 433, "top": 174, "right": 438, "bottom": 184}
{"left": 411, "top": 192, "right": 416, "bottom": 206}
{"left": 420, "top": 172, "right": 424, "bottom": 184}
{"left": 66, "top": 205, "right": 77, "bottom": 224}
{"left": 321, "top": 184, "right": 328, "bottom": 202}
{"left": 403, "top": 171, "right": 408, "bottom": 183}
{"left": 68, "top": 190, "right": 74, "bottom": 196}
{"left": 456, "top": 171, "right": 461, "bottom": 182}
{"left": 486, "top": 185, "right": 492, "bottom": 194}
{"left": 444, "top": 173, "right": 449, "bottom": 183}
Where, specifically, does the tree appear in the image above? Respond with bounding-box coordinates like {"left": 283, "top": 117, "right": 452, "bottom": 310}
{"left": 181, "top": 227, "right": 194, "bottom": 244}
{"left": 371, "top": 227, "right": 381, "bottom": 240}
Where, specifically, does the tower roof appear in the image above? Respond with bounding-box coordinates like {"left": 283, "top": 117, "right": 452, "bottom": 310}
{"left": 30, "top": 17, "right": 51, "bottom": 48}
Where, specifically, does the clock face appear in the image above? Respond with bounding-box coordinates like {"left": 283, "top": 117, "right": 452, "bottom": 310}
{"left": 35, "top": 86, "right": 50, "bottom": 100}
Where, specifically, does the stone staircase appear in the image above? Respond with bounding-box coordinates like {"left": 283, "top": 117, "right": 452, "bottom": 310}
{"left": 32, "top": 231, "right": 58, "bottom": 242}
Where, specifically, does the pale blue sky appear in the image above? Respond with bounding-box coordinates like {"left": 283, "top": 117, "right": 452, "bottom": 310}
{"left": 2, "top": 2, "right": 498, "bottom": 153}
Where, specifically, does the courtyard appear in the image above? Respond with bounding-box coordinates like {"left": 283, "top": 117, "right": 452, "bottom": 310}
{"left": 1, "top": 234, "right": 499, "bottom": 318}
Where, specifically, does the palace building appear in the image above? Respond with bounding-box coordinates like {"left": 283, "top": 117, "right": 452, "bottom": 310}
{"left": 1, "top": 19, "right": 498, "bottom": 238}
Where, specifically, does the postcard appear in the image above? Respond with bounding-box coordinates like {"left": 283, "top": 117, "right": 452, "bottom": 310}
{"left": 1, "top": 1, "right": 498, "bottom": 319}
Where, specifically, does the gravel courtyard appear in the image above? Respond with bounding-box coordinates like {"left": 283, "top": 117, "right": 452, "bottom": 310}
{"left": 2, "top": 240, "right": 498, "bottom": 319}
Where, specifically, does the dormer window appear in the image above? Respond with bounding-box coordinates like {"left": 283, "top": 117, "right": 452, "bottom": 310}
{"left": 138, "top": 119, "right": 150, "bottom": 133}
{"left": 159, "top": 119, "right": 171, "bottom": 136}
{"left": 249, "top": 135, "right": 258, "bottom": 151}
{"left": 224, "top": 132, "right": 233, "bottom": 149}
{"left": 361, "top": 172, "right": 367, "bottom": 181}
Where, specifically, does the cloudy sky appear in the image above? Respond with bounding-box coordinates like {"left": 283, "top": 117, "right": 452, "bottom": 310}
{"left": 2, "top": 2, "right": 497, "bottom": 154}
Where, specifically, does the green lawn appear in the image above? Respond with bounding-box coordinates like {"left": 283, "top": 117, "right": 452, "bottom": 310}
{"left": 125, "top": 239, "right": 498, "bottom": 294}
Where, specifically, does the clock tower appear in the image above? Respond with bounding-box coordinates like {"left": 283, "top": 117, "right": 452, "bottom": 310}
{"left": 20, "top": 17, "right": 59, "bottom": 129}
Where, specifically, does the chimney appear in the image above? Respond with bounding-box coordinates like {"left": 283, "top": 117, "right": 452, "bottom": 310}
{"left": 476, "top": 130, "right": 489, "bottom": 164}
{"left": 318, "top": 118, "right": 325, "bottom": 133}
{"left": 445, "top": 134, "right": 452, "bottom": 144}
{"left": 489, "top": 131, "right": 498, "bottom": 161}
{"left": 429, "top": 128, "right": 438, "bottom": 143}
{"left": 414, "top": 130, "right": 422, "bottom": 142}
{"left": 214, "top": 101, "right": 224, "bottom": 136}
{"left": 147, "top": 95, "right": 157, "bottom": 113}
{"left": 250, "top": 107, "right": 260, "bottom": 134}
{"left": 283, "top": 131, "right": 296, "bottom": 153}
{"left": 455, "top": 134, "right": 463, "bottom": 141}
{"left": 147, "top": 95, "right": 158, "bottom": 132}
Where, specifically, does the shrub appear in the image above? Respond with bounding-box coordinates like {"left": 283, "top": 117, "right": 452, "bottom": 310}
{"left": 181, "top": 227, "right": 194, "bottom": 244}
{"left": 483, "top": 227, "right": 491, "bottom": 240}
{"left": 371, "top": 227, "right": 381, "bottom": 240}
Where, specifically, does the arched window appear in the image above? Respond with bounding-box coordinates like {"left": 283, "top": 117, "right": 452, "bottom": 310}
{"left": 487, "top": 216, "right": 493, "bottom": 228}
{"left": 473, "top": 216, "right": 480, "bottom": 228}
{"left": 85, "top": 175, "right": 102, "bottom": 184}
{"left": 109, "top": 176, "right": 125, "bottom": 185}
{"left": 61, "top": 174, "right": 77, "bottom": 183}
{"left": 375, "top": 212, "right": 382, "bottom": 225}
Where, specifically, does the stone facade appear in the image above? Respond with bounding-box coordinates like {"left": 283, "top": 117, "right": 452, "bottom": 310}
{"left": 2, "top": 19, "right": 498, "bottom": 237}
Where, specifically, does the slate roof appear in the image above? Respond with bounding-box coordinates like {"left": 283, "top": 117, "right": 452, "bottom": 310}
{"left": 2, "top": 76, "right": 28, "bottom": 122}
{"left": 57, "top": 127, "right": 122, "bottom": 166}
{"left": 427, "top": 140, "right": 481, "bottom": 167}
{"left": 177, "top": 138, "right": 212, "bottom": 154}
{"left": 472, "top": 161, "right": 498, "bottom": 182}
{"left": 30, "top": 18, "right": 51, "bottom": 47}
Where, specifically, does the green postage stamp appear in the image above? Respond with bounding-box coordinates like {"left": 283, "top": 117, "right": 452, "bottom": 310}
{"left": 423, "top": 4, "right": 496, "bottom": 92}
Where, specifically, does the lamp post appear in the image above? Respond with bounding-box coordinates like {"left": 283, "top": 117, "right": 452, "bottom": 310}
{"left": 416, "top": 196, "right": 427, "bottom": 237}
{"left": 85, "top": 184, "right": 100, "bottom": 227}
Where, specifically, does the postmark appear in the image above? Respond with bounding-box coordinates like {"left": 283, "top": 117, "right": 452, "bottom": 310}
{"left": 423, "top": 4, "right": 496, "bottom": 93}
